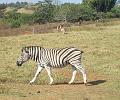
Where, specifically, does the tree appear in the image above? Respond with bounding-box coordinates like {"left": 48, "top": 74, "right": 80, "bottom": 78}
{"left": 4, "top": 11, "right": 32, "bottom": 28}
{"left": 107, "top": 6, "right": 120, "bottom": 18}
{"left": 83, "top": 0, "right": 117, "bottom": 12}
{"left": 33, "top": 0, "right": 55, "bottom": 24}
{"left": 0, "top": 4, "right": 7, "bottom": 18}
{"left": 54, "top": 3, "right": 96, "bottom": 22}
{"left": 54, "top": 3, "right": 71, "bottom": 22}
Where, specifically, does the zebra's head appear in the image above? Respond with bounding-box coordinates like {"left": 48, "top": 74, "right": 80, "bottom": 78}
{"left": 16, "top": 47, "right": 30, "bottom": 66}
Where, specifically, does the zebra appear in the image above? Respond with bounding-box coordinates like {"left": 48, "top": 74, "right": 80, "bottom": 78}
{"left": 16, "top": 46, "right": 87, "bottom": 85}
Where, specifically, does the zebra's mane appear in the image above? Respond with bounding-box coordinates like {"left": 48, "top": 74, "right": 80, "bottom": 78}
{"left": 21, "top": 46, "right": 43, "bottom": 52}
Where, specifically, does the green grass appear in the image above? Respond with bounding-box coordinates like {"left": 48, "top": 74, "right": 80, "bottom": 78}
{"left": 0, "top": 19, "right": 120, "bottom": 100}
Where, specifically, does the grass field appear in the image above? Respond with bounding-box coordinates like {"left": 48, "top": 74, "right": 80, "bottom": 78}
{"left": 0, "top": 19, "right": 120, "bottom": 100}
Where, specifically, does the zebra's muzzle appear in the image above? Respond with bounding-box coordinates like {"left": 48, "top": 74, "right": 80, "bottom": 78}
{"left": 16, "top": 61, "right": 22, "bottom": 66}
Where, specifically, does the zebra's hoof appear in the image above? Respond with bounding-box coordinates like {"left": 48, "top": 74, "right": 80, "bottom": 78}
{"left": 49, "top": 83, "right": 53, "bottom": 85}
{"left": 29, "top": 81, "right": 34, "bottom": 85}
{"left": 29, "top": 83, "right": 33, "bottom": 85}
{"left": 84, "top": 83, "right": 87, "bottom": 86}
{"left": 49, "top": 79, "right": 53, "bottom": 85}
{"left": 68, "top": 82, "right": 73, "bottom": 85}
{"left": 49, "top": 82, "right": 53, "bottom": 85}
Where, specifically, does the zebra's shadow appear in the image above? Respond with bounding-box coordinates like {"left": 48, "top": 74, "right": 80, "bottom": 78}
{"left": 54, "top": 80, "right": 106, "bottom": 86}
{"left": 87, "top": 80, "right": 106, "bottom": 86}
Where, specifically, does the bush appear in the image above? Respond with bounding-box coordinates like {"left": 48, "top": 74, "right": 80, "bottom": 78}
{"left": 54, "top": 3, "right": 96, "bottom": 22}
{"left": 3, "top": 11, "right": 33, "bottom": 28}
{"left": 78, "top": 4, "right": 96, "bottom": 21}
{"left": 19, "top": 14, "right": 33, "bottom": 25}
{"left": 32, "top": 1, "right": 55, "bottom": 24}
{"left": 104, "top": 6, "right": 120, "bottom": 18}
{"left": 83, "top": 0, "right": 117, "bottom": 12}
{"left": 10, "top": 20, "right": 21, "bottom": 28}
{"left": 1, "top": 1, "right": 120, "bottom": 27}
{"left": 110, "top": 6, "right": 120, "bottom": 18}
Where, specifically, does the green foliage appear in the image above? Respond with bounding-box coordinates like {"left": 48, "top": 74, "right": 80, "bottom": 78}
{"left": 54, "top": 3, "right": 73, "bottom": 22}
{"left": 4, "top": 11, "right": 33, "bottom": 28}
{"left": 83, "top": 0, "right": 117, "bottom": 12}
{"left": 0, "top": 0, "right": 120, "bottom": 27}
{"left": 10, "top": 20, "right": 21, "bottom": 28}
{"left": 66, "top": 4, "right": 81, "bottom": 22}
{"left": 0, "top": 4, "right": 7, "bottom": 18}
{"left": 33, "top": 0, "right": 55, "bottom": 24}
{"left": 110, "top": 6, "right": 120, "bottom": 18}
{"left": 76, "top": 4, "right": 96, "bottom": 21}
{"left": 54, "top": 3, "right": 96, "bottom": 22}
{"left": 101, "top": 6, "right": 120, "bottom": 18}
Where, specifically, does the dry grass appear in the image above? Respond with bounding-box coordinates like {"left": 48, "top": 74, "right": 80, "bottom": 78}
{"left": 0, "top": 19, "right": 120, "bottom": 100}
{"left": 5, "top": 7, "right": 16, "bottom": 13}
{"left": 0, "top": 23, "right": 61, "bottom": 37}
{"left": 17, "top": 8, "right": 34, "bottom": 14}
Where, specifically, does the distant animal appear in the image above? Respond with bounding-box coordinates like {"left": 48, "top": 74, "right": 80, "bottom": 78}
{"left": 57, "top": 24, "right": 67, "bottom": 34}
{"left": 16, "top": 46, "right": 87, "bottom": 85}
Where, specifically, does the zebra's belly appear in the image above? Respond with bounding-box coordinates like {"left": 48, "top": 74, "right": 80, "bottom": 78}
{"left": 49, "top": 60, "right": 69, "bottom": 68}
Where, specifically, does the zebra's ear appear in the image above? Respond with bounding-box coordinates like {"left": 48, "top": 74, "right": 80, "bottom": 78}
{"left": 21, "top": 47, "right": 25, "bottom": 52}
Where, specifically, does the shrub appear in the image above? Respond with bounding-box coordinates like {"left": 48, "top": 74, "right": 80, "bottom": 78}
{"left": 83, "top": 0, "right": 117, "bottom": 12}
{"left": 110, "top": 6, "right": 120, "bottom": 18}
{"left": 3, "top": 11, "right": 33, "bottom": 28}
{"left": 32, "top": 0, "right": 55, "bottom": 24}
{"left": 54, "top": 3, "right": 96, "bottom": 22}
{"left": 10, "top": 20, "right": 21, "bottom": 28}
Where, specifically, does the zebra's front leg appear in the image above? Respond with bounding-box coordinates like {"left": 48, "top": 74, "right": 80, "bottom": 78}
{"left": 29, "top": 64, "right": 43, "bottom": 84}
{"left": 69, "top": 66, "right": 77, "bottom": 84}
{"left": 45, "top": 66, "right": 53, "bottom": 85}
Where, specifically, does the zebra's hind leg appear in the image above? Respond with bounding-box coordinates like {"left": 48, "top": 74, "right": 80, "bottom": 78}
{"left": 45, "top": 66, "right": 53, "bottom": 85}
{"left": 69, "top": 66, "right": 77, "bottom": 84}
{"left": 71, "top": 63, "right": 87, "bottom": 85}
{"left": 76, "top": 65, "right": 87, "bottom": 85}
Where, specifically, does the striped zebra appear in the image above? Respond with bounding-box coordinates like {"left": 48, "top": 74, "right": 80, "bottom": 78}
{"left": 16, "top": 46, "right": 87, "bottom": 85}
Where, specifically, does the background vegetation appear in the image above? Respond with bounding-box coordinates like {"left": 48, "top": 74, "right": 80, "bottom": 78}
{"left": 0, "top": 0, "right": 120, "bottom": 28}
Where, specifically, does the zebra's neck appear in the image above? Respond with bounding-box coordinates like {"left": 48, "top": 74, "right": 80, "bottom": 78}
{"left": 27, "top": 46, "right": 42, "bottom": 62}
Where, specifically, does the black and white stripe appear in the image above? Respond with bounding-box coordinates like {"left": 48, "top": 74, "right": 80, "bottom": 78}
{"left": 17, "top": 46, "right": 87, "bottom": 85}
{"left": 24, "top": 46, "right": 83, "bottom": 67}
